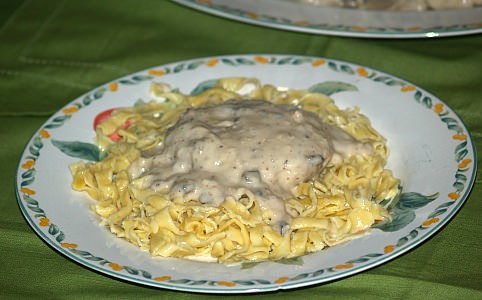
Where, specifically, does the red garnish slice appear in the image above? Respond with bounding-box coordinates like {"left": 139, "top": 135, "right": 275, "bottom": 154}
{"left": 93, "top": 108, "right": 133, "bottom": 141}
{"left": 94, "top": 108, "right": 117, "bottom": 130}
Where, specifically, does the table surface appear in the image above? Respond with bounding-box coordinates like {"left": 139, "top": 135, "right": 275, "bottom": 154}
{"left": 1, "top": 1, "right": 481, "bottom": 299}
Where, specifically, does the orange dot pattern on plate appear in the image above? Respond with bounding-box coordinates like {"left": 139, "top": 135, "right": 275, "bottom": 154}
{"left": 21, "top": 160, "right": 36, "bottom": 169}
{"left": 61, "top": 243, "right": 78, "bottom": 249}
{"left": 356, "top": 67, "right": 368, "bottom": 77}
{"left": 39, "top": 217, "right": 50, "bottom": 226}
{"left": 401, "top": 85, "right": 416, "bottom": 92}
{"left": 39, "top": 129, "right": 50, "bottom": 138}
{"left": 62, "top": 107, "right": 79, "bottom": 114}
{"left": 312, "top": 59, "right": 325, "bottom": 67}
{"left": 108, "top": 263, "right": 123, "bottom": 271}
{"left": 335, "top": 263, "right": 354, "bottom": 269}
{"left": 20, "top": 187, "right": 36, "bottom": 195}
{"left": 458, "top": 159, "right": 472, "bottom": 169}
{"left": 434, "top": 103, "right": 444, "bottom": 114}
{"left": 422, "top": 218, "right": 440, "bottom": 227}
{"left": 148, "top": 69, "right": 166, "bottom": 76}
{"left": 207, "top": 58, "right": 219, "bottom": 67}
{"left": 109, "top": 82, "right": 118, "bottom": 92}
{"left": 254, "top": 56, "right": 269, "bottom": 64}
{"left": 384, "top": 245, "right": 395, "bottom": 253}
{"left": 154, "top": 276, "right": 172, "bottom": 282}
{"left": 218, "top": 281, "right": 236, "bottom": 287}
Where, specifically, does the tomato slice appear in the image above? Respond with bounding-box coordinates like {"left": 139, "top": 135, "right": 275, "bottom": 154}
{"left": 93, "top": 108, "right": 133, "bottom": 141}
{"left": 93, "top": 108, "right": 117, "bottom": 130}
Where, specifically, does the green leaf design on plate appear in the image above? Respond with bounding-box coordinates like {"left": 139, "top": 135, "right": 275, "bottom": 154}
{"left": 414, "top": 90, "right": 423, "bottom": 101}
{"left": 453, "top": 181, "right": 465, "bottom": 193}
{"left": 289, "top": 273, "right": 310, "bottom": 281}
{"left": 24, "top": 155, "right": 38, "bottom": 162}
{"left": 308, "top": 81, "right": 358, "bottom": 96}
{"left": 253, "top": 279, "right": 271, "bottom": 284}
{"left": 396, "top": 236, "right": 409, "bottom": 247}
{"left": 275, "top": 256, "right": 304, "bottom": 266}
{"left": 413, "top": 90, "right": 433, "bottom": 109}
{"left": 132, "top": 75, "right": 153, "bottom": 82}
{"left": 455, "top": 172, "right": 467, "bottom": 181}
{"left": 292, "top": 57, "right": 313, "bottom": 65}
{"left": 169, "top": 279, "right": 192, "bottom": 284}
{"left": 73, "top": 102, "right": 83, "bottom": 109}
{"left": 85, "top": 256, "right": 105, "bottom": 262}
{"left": 124, "top": 266, "right": 139, "bottom": 275}
{"left": 44, "top": 114, "right": 72, "bottom": 129}
{"left": 221, "top": 58, "right": 236, "bottom": 66}
{"left": 408, "top": 229, "right": 418, "bottom": 239}
{"left": 441, "top": 117, "right": 464, "bottom": 133}
{"left": 373, "top": 76, "right": 391, "bottom": 82}
{"left": 188, "top": 280, "right": 208, "bottom": 285}
{"left": 427, "top": 208, "right": 448, "bottom": 218}
{"left": 93, "top": 87, "right": 107, "bottom": 99}
{"left": 187, "top": 60, "right": 206, "bottom": 70}
{"left": 29, "top": 145, "right": 40, "bottom": 157}
{"left": 428, "top": 201, "right": 455, "bottom": 219}
{"left": 83, "top": 95, "right": 94, "bottom": 106}
{"left": 373, "top": 192, "right": 438, "bottom": 232}
{"left": 241, "top": 261, "right": 261, "bottom": 269}
{"left": 48, "top": 223, "right": 60, "bottom": 235}
{"left": 277, "top": 57, "right": 294, "bottom": 65}
{"left": 421, "top": 96, "right": 432, "bottom": 108}
{"left": 241, "top": 256, "right": 303, "bottom": 269}
{"left": 21, "top": 168, "right": 36, "bottom": 179}
{"left": 327, "top": 61, "right": 338, "bottom": 72}
{"left": 235, "top": 58, "right": 255, "bottom": 65}
{"left": 190, "top": 79, "right": 217, "bottom": 96}
{"left": 51, "top": 139, "right": 107, "bottom": 162}
{"left": 173, "top": 63, "right": 185, "bottom": 73}
{"left": 23, "top": 194, "right": 38, "bottom": 205}
{"left": 118, "top": 79, "right": 136, "bottom": 85}
{"left": 347, "top": 253, "right": 383, "bottom": 264}
{"left": 385, "top": 79, "right": 405, "bottom": 87}
{"left": 21, "top": 178, "right": 35, "bottom": 187}
{"left": 397, "top": 192, "right": 439, "bottom": 210}
{"left": 340, "top": 64, "right": 355, "bottom": 75}
{"left": 55, "top": 231, "right": 66, "bottom": 243}
{"left": 28, "top": 136, "right": 43, "bottom": 157}
{"left": 32, "top": 136, "right": 43, "bottom": 148}
{"left": 233, "top": 280, "right": 258, "bottom": 286}
{"left": 374, "top": 209, "right": 416, "bottom": 232}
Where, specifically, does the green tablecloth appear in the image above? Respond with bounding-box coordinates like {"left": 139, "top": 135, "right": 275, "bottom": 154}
{"left": 1, "top": 1, "right": 481, "bottom": 299}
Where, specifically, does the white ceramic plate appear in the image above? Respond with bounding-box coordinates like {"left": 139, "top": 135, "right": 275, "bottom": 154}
{"left": 172, "top": 0, "right": 482, "bottom": 38}
{"left": 16, "top": 54, "right": 476, "bottom": 293}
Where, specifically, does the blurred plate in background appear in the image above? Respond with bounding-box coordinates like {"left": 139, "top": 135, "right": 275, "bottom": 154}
{"left": 172, "top": 0, "right": 482, "bottom": 38}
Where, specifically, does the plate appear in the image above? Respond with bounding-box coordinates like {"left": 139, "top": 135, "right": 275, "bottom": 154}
{"left": 172, "top": 0, "right": 482, "bottom": 38}
{"left": 16, "top": 54, "right": 476, "bottom": 293}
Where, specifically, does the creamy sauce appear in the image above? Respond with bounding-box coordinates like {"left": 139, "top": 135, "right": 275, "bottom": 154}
{"left": 129, "top": 100, "right": 372, "bottom": 231}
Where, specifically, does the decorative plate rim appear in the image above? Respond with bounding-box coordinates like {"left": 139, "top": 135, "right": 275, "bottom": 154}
{"left": 15, "top": 54, "right": 477, "bottom": 293}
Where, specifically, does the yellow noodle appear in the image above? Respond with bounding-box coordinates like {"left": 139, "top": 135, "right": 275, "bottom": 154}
{"left": 70, "top": 77, "right": 400, "bottom": 263}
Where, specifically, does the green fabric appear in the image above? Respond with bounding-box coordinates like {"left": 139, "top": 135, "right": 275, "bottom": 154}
{"left": 1, "top": 0, "right": 481, "bottom": 299}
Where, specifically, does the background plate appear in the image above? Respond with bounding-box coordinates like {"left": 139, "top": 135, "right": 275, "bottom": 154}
{"left": 16, "top": 54, "right": 476, "bottom": 293}
{"left": 172, "top": 0, "right": 482, "bottom": 38}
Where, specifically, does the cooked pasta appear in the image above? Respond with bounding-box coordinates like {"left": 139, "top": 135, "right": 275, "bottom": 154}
{"left": 69, "top": 77, "right": 400, "bottom": 263}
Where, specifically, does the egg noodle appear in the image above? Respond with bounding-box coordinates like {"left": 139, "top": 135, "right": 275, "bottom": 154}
{"left": 69, "top": 77, "right": 400, "bottom": 264}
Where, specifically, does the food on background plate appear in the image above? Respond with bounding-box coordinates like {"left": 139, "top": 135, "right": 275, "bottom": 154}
{"left": 294, "top": 0, "right": 481, "bottom": 10}
{"left": 69, "top": 77, "right": 401, "bottom": 264}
